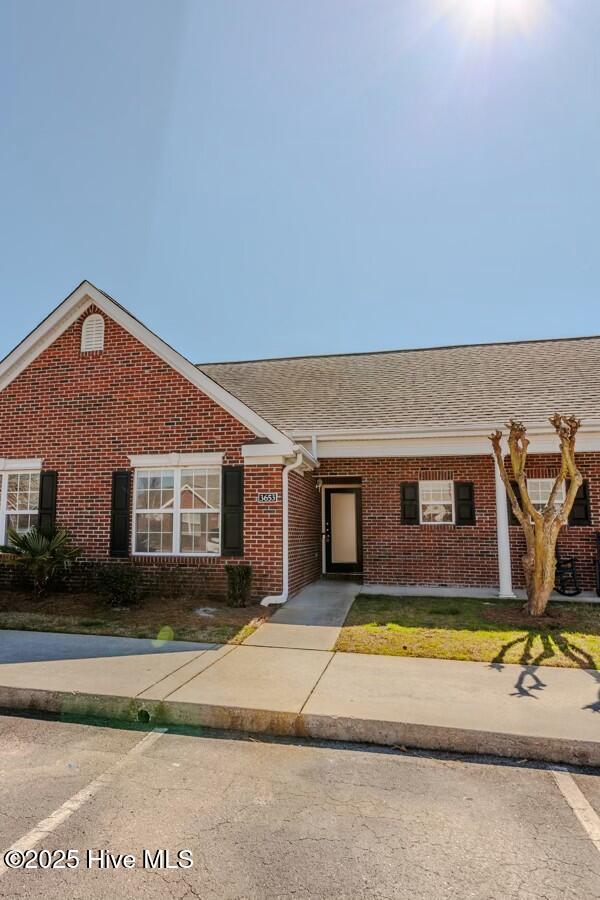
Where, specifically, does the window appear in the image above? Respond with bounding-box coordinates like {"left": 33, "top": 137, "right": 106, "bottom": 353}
{"left": 133, "top": 467, "right": 221, "bottom": 555}
{"left": 81, "top": 313, "right": 105, "bottom": 352}
{"left": 527, "top": 478, "right": 566, "bottom": 514}
{"left": 0, "top": 471, "right": 40, "bottom": 543}
{"left": 419, "top": 480, "right": 454, "bottom": 524}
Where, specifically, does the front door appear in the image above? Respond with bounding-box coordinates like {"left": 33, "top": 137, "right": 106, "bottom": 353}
{"left": 324, "top": 487, "right": 362, "bottom": 573}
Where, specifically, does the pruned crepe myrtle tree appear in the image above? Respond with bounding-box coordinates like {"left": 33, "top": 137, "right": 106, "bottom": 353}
{"left": 490, "top": 415, "right": 583, "bottom": 617}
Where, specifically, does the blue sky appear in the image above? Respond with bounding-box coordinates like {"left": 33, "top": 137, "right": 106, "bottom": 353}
{"left": 1, "top": 0, "right": 598, "bottom": 363}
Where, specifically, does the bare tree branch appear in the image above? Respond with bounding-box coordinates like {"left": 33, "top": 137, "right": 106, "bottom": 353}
{"left": 489, "top": 415, "right": 584, "bottom": 616}
{"left": 489, "top": 429, "right": 527, "bottom": 528}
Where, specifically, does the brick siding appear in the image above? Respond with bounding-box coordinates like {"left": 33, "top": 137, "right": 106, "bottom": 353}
{"left": 288, "top": 469, "right": 321, "bottom": 596}
{"left": 508, "top": 452, "right": 600, "bottom": 591}
{"left": 317, "top": 457, "right": 499, "bottom": 588}
{"left": 0, "top": 307, "right": 283, "bottom": 599}
{"left": 317, "top": 455, "right": 600, "bottom": 591}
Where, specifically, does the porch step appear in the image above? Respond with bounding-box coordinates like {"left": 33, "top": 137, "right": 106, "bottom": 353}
{"left": 323, "top": 573, "right": 363, "bottom": 584}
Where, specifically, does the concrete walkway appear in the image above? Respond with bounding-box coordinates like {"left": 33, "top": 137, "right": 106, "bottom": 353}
{"left": 0, "top": 621, "right": 599, "bottom": 765}
{"left": 244, "top": 579, "right": 358, "bottom": 650}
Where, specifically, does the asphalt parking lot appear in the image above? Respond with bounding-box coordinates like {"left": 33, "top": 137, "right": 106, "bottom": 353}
{"left": 0, "top": 713, "right": 599, "bottom": 899}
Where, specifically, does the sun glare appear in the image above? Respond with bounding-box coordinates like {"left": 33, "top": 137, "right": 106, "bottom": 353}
{"left": 445, "top": 0, "right": 546, "bottom": 37}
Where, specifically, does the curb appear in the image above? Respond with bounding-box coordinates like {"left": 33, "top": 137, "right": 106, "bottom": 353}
{"left": 1, "top": 684, "right": 599, "bottom": 767}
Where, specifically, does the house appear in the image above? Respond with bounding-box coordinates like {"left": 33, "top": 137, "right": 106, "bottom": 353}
{"left": 1, "top": 281, "right": 599, "bottom": 602}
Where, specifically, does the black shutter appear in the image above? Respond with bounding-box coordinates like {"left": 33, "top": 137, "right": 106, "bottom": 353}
{"left": 455, "top": 482, "right": 475, "bottom": 526}
{"left": 401, "top": 482, "right": 419, "bottom": 525}
{"left": 110, "top": 470, "right": 131, "bottom": 557}
{"left": 568, "top": 479, "right": 591, "bottom": 527}
{"left": 37, "top": 471, "right": 58, "bottom": 535}
{"left": 507, "top": 480, "right": 521, "bottom": 525}
{"left": 222, "top": 466, "right": 244, "bottom": 556}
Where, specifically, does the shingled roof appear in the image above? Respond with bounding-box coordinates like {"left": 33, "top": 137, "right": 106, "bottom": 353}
{"left": 198, "top": 336, "right": 600, "bottom": 436}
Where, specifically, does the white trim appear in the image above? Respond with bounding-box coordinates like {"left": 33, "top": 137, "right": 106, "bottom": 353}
{"left": 0, "top": 469, "right": 41, "bottom": 546}
{"left": 0, "top": 458, "right": 42, "bottom": 472}
{"left": 298, "top": 428, "right": 600, "bottom": 459}
{"left": 241, "top": 443, "right": 292, "bottom": 458}
{"left": 321, "top": 481, "right": 326, "bottom": 574}
{"left": 493, "top": 452, "right": 515, "bottom": 598}
{"left": 418, "top": 480, "right": 455, "bottom": 525}
{"left": 0, "top": 281, "right": 294, "bottom": 448}
{"left": 128, "top": 452, "right": 223, "bottom": 469}
{"left": 242, "top": 442, "right": 317, "bottom": 470}
{"left": 0, "top": 474, "right": 6, "bottom": 547}
{"left": 243, "top": 454, "right": 289, "bottom": 466}
{"left": 131, "top": 465, "right": 222, "bottom": 558}
{"left": 291, "top": 421, "right": 600, "bottom": 440}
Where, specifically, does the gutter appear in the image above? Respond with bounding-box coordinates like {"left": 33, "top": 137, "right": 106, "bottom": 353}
{"left": 260, "top": 450, "right": 305, "bottom": 607}
{"left": 290, "top": 420, "right": 600, "bottom": 442}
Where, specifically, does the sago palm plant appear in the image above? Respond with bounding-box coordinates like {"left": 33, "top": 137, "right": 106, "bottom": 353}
{"left": 0, "top": 525, "right": 81, "bottom": 598}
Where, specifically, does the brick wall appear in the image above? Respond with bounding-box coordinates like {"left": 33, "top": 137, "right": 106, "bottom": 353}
{"left": 0, "top": 307, "right": 283, "bottom": 599}
{"left": 288, "top": 469, "right": 321, "bottom": 596}
{"left": 318, "top": 454, "right": 600, "bottom": 591}
{"left": 317, "top": 456, "right": 499, "bottom": 588}
{"left": 508, "top": 452, "right": 599, "bottom": 591}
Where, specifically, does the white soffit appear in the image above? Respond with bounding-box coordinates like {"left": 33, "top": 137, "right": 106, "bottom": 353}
{"left": 302, "top": 429, "right": 600, "bottom": 459}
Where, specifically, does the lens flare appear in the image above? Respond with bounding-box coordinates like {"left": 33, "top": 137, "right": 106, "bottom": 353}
{"left": 441, "top": 0, "right": 546, "bottom": 37}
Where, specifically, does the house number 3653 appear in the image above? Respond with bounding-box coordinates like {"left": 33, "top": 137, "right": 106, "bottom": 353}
{"left": 257, "top": 492, "right": 280, "bottom": 503}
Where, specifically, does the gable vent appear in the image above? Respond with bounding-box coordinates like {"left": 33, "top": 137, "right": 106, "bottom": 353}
{"left": 81, "top": 314, "right": 105, "bottom": 352}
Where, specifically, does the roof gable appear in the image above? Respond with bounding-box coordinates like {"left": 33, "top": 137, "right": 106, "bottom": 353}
{"left": 0, "top": 281, "right": 293, "bottom": 447}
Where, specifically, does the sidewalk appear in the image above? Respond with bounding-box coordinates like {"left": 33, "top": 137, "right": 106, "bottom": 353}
{"left": 0, "top": 621, "right": 598, "bottom": 765}
{"left": 244, "top": 579, "right": 357, "bottom": 650}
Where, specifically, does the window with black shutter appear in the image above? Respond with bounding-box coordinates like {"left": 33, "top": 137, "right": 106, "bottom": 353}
{"left": 222, "top": 466, "right": 244, "bottom": 556}
{"left": 400, "top": 482, "right": 419, "bottom": 525}
{"left": 455, "top": 482, "right": 476, "bottom": 526}
{"left": 507, "top": 480, "right": 522, "bottom": 525}
{"left": 568, "top": 479, "right": 591, "bottom": 527}
{"left": 110, "top": 470, "right": 131, "bottom": 557}
{"left": 38, "top": 471, "right": 58, "bottom": 535}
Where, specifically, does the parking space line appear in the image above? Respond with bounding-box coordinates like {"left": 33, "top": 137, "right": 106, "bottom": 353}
{"left": 550, "top": 767, "right": 600, "bottom": 855}
{"left": 0, "top": 727, "right": 166, "bottom": 877}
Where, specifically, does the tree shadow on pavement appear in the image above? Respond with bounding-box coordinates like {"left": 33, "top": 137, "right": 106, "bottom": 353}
{"left": 491, "top": 629, "right": 600, "bottom": 709}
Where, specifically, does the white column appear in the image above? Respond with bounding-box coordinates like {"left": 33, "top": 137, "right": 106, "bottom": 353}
{"left": 493, "top": 453, "right": 515, "bottom": 598}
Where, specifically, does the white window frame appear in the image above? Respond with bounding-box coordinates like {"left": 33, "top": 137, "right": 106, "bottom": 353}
{"left": 132, "top": 466, "right": 222, "bottom": 557}
{"left": 0, "top": 469, "right": 42, "bottom": 545}
{"left": 526, "top": 478, "right": 566, "bottom": 514}
{"left": 418, "top": 480, "right": 455, "bottom": 525}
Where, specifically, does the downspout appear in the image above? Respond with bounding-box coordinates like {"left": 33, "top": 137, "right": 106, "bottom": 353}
{"left": 261, "top": 450, "right": 304, "bottom": 606}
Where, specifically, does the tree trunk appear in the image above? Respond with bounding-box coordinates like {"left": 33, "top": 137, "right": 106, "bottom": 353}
{"left": 522, "top": 523, "right": 557, "bottom": 616}
{"left": 490, "top": 416, "right": 583, "bottom": 618}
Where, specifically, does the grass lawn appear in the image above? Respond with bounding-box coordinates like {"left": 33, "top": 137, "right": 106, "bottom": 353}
{"left": 0, "top": 589, "right": 270, "bottom": 644}
{"left": 335, "top": 594, "right": 600, "bottom": 669}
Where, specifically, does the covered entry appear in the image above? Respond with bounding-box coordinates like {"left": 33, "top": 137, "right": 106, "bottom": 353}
{"left": 323, "top": 486, "right": 362, "bottom": 573}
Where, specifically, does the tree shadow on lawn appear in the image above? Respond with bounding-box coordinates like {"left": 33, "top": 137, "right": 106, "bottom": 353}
{"left": 349, "top": 596, "right": 600, "bottom": 710}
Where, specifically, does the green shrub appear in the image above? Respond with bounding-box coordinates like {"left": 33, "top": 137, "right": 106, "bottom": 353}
{"left": 0, "top": 525, "right": 81, "bottom": 599}
{"left": 95, "top": 563, "right": 144, "bottom": 608}
{"left": 225, "top": 564, "right": 253, "bottom": 608}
